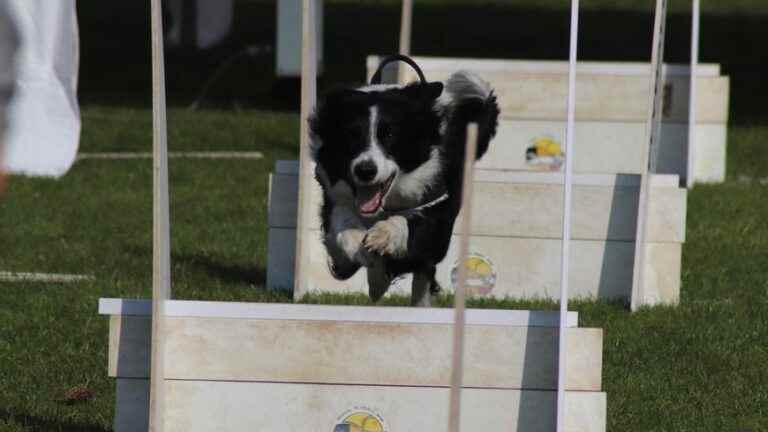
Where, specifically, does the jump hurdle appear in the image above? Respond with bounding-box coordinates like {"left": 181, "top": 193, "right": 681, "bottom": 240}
{"left": 268, "top": 163, "right": 686, "bottom": 303}
{"left": 263, "top": 0, "right": 692, "bottom": 307}
{"left": 368, "top": 55, "right": 729, "bottom": 184}
{"left": 100, "top": 0, "right": 612, "bottom": 430}
{"left": 99, "top": 299, "right": 606, "bottom": 431}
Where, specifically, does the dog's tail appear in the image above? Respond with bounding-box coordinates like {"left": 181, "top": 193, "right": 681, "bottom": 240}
{"left": 437, "top": 71, "right": 500, "bottom": 162}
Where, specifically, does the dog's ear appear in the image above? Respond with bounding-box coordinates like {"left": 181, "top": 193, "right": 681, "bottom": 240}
{"left": 320, "top": 87, "right": 368, "bottom": 108}
{"left": 402, "top": 82, "right": 443, "bottom": 103}
{"left": 423, "top": 82, "right": 444, "bottom": 100}
{"left": 312, "top": 87, "right": 366, "bottom": 135}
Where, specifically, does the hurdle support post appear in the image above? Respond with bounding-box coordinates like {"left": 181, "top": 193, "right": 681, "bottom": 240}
{"left": 631, "top": 0, "right": 668, "bottom": 311}
{"left": 398, "top": 0, "right": 413, "bottom": 84}
{"left": 447, "top": 123, "right": 478, "bottom": 432}
{"left": 686, "top": 0, "right": 700, "bottom": 189}
{"left": 556, "top": 0, "right": 580, "bottom": 431}
{"left": 149, "top": 0, "right": 172, "bottom": 430}
{"left": 293, "top": 0, "right": 318, "bottom": 295}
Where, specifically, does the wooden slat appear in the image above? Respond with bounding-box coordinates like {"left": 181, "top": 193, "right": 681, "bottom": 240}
{"left": 284, "top": 229, "right": 681, "bottom": 303}
{"left": 158, "top": 318, "right": 602, "bottom": 390}
{"left": 273, "top": 159, "right": 687, "bottom": 186}
{"left": 484, "top": 120, "right": 725, "bottom": 181}
{"left": 107, "top": 318, "right": 602, "bottom": 391}
{"left": 268, "top": 172, "right": 688, "bottom": 242}
{"left": 391, "top": 69, "right": 728, "bottom": 123}
{"left": 100, "top": 299, "right": 579, "bottom": 327}
{"left": 162, "top": 381, "right": 605, "bottom": 432}
{"left": 115, "top": 380, "right": 606, "bottom": 432}
{"left": 367, "top": 55, "right": 721, "bottom": 77}
{"left": 279, "top": 120, "right": 726, "bottom": 182}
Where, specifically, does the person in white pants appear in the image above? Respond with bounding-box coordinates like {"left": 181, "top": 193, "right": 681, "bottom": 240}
{"left": 0, "top": 1, "right": 19, "bottom": 192}
{"left": 1, "top": 0, "right": 80, "bottom": 179}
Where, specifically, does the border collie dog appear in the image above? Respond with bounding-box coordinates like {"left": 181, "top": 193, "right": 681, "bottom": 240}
{"left": 309, "top": 57, "right": 499, "bottom": 306}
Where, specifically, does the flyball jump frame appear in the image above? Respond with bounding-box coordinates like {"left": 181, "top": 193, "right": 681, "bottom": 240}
{"left": 99, "top": 0, "right": 611, "bottom": 431}
{"left": 271, "top": 0, "right": 687, "bottom": 308}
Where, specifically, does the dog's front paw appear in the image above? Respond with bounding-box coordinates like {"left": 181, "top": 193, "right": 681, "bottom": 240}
{"left": 364, "top": 216, "right": 409, "bottom": 257}
{"left": 338, "top": 229, "right": 365, "bottom": 258}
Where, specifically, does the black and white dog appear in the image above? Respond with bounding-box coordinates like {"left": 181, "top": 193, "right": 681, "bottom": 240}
{"left": 309, "top": 56, "right": 499, "bottom": 306}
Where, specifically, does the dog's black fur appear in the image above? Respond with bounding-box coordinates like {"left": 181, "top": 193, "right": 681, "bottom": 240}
{"left": 309, "top": 71, "right": 499, "bottom": 306}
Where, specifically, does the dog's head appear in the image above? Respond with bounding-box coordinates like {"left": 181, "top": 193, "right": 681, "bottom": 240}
{"left": 309, "top": 82, "right": 444, "bottom": 217}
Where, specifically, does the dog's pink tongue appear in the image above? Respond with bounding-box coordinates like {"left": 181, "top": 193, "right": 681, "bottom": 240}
{"left": 358, "top": 189, "right": 383, "bottom": 214}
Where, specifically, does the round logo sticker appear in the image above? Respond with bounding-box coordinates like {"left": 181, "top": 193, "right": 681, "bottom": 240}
{"left": 525, "top": 136, "right": 564, "bottom": 171}
{"left": 451, "top": 253, "right": 497, "bottom": 296}
{"left": 333, "top": 407, "right": 387, "bottom": 432}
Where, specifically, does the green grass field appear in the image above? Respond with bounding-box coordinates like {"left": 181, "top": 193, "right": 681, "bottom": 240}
{"left": 2, "top": 1, "right": 768, "bottom": 431}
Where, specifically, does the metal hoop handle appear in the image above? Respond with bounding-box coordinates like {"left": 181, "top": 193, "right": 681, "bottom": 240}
{"left": 369, "top": 54, "right": 427, "bottom": 85}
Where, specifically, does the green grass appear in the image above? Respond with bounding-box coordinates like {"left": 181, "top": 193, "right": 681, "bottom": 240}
{"left": 2, "top": 107, "right": 767, "bottom": 432}
{"left": 2, "top": 0, "right": 768, "bottom": 430}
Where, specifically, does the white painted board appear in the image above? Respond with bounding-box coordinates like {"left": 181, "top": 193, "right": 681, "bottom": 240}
{"left": 365, "top": 56, "right": 728, "bottom": 184}
{"left": 370, "top": 62, "right": 728, "bottom": 123}
{"left": 163, "top": 381, "right": 606, "bottom": 432}
{"left": 105, "top": 315, "right": 602, "bottom": 391}
{"left": 485, "top": 120, "right": 726, "bottom": 184}
{"left": 268, "top": 170, "right": 688, "bottom": 242}
{"left": 267, "top": 164, "right": 684, "bottom": 303}
{"left": 281, "top": 227, "right": 681, "bottom": 303}
{"left": 112, "top": 379, "right": 605, "bottom": 432}
{"left": 98, "top": 298, "right": 579, "bottom": 327}
{"left": 367, "top": 55, "right": 721, "bottom": 78}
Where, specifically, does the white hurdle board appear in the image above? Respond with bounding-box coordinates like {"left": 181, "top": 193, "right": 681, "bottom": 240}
{"left": 99, "top": 298, "right": 605, "bottom": 432}
{"left": 267, "top": 160, "right": 685, "bottom": 304}
{"left": 367, "top": 56, "right": 729, "bottom": 184}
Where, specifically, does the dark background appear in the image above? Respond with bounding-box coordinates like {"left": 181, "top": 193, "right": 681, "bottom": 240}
{"left": 76, "top": 1, "right": 767, "bottom": 125}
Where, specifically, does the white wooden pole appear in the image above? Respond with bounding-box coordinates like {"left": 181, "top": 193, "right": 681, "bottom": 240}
{"left": 398, "top": 0, "right": 413, "bottom": 83}
{"left": 447, "top": 123, "right": 478, "bottom": 432}
{"left": 631, "top": 0, "right": 668, "bottom": 311}
{"left": 555, "top": 1, "right": 579, "bottom": 431}
{"left": 149, "top": 0, "right": 172, "bottom": 430}
{"left": 293, "top": 0, "right": 317, "bottom": 295}
{"left": 686, "top": 0, "right": 700, "bottom": 189}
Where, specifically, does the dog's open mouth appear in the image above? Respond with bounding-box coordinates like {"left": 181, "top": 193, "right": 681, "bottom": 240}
{"left": 355, "top": 173, "right": 396, "bottom": 216}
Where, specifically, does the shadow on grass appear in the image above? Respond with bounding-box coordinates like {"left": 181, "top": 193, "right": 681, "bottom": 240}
{"left": 122, "top": 245, "right": 266, "bottom": 286}
{"left": 0, "top": 408, "right": 109, "bottom": 432}
{"left": 172, "top": 252, "right": 266, "bottom": 286}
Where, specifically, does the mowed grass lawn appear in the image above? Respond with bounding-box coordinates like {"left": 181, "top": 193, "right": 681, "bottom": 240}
{"left": 2, "top": 1, "right": 768, "bottom": 431}
{"left": 1, "top": 108, "right": 766, "bottom": 432}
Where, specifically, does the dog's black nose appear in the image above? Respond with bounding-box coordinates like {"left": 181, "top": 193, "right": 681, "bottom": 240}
{"left": 353, "top": 160, "right": 377, "bottom": 183}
